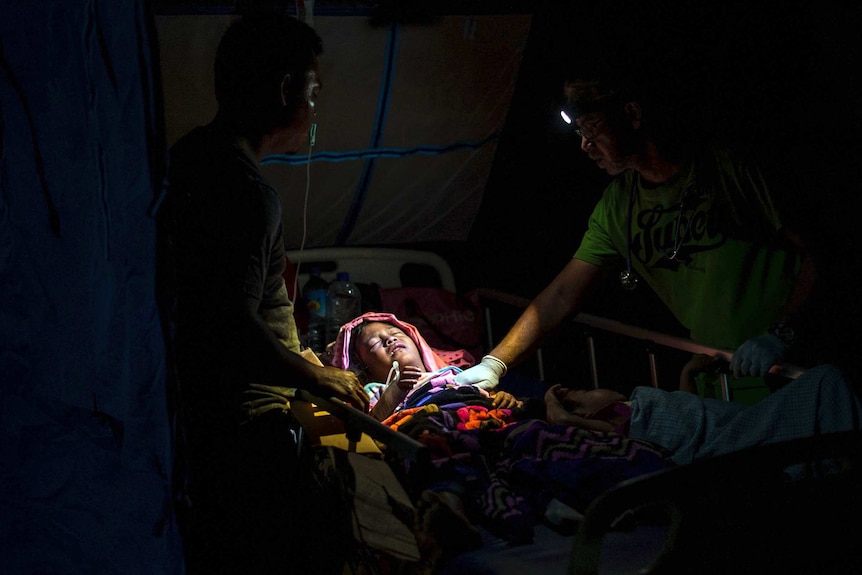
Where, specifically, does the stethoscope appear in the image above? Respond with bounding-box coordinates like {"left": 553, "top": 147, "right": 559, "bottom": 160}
{"left": 620, "top": 179, "right": 694, "bottom": 291}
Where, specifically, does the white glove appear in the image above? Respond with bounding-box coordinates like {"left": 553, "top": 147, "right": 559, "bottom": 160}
{"left": 730, "top": 333, "right": 789, "bottom": 378}
{"left": 454, "top": 355, "right": 507, "bottom": 390}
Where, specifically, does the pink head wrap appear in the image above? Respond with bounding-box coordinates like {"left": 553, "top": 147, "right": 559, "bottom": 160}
{"left": 329, "top": 311, "right": 454, "bottom": 373}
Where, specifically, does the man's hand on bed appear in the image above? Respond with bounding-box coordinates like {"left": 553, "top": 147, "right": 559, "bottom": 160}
{"left": 306, "top": 366, "right": 371, "bottom": 411}
{"left": 488, "top": 390, "right": 522, "bottom": 410}
{"left": 730, "top": 333, "right": 789, "bottom": 378}
{"left": 243, "top": 370, "right": 369, "bottom": 417}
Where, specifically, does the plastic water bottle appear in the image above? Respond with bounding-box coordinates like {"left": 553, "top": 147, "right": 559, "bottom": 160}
{"left": 302, "top": 266, "right": 329, "bottom": 353}
{"left": 325, "top": 271, "right": 362, "bottom": 347}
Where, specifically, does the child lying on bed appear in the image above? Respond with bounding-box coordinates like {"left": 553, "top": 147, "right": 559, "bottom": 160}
{"left": 241, "top": 311, "right": 860, "bottom": 567}
{"left": 328, "top": 312, "right": 671, "bottom": 546}
{"left": 544, "top": 357, "right": 862, "bottom": 465}
{"left": 336, "top": 311, "right": 862, "bottom": 468}
{"left": 332, "top": 311, "right": 527, "bottom": 421}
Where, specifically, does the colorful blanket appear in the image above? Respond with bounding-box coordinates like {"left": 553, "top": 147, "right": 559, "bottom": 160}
{"left": 389, "top": 404, "right": 671, "bottom": 544}
{"left": 328, "top": 312, "right": 672, "bottom": 544}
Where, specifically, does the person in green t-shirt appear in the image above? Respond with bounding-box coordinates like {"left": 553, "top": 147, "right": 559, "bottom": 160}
{"left": 456, "top": 74, "right": 817, "bottom": 404}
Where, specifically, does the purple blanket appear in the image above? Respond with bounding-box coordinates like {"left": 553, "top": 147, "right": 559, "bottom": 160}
{"left": 394, "top": 409, "right": 671, "bottom": 544}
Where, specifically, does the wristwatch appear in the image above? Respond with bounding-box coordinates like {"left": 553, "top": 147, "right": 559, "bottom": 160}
{"left": 768, "top": 321, "right": 796, "bottom": 345}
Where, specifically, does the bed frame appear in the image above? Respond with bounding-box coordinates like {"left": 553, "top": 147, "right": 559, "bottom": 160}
{"left": 286, "top": 246, "right": 457, "bottom": 292}
{"left": 281, "top": 247, "right": 854, "bottom": 574}
{"left": 567, "top": 429, "right": 862, "bottom": 575}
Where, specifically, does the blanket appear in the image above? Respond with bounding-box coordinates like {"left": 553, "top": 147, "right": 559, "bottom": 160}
{"left": 329, "top": 312, "right": 672, "bottom": 545}
{"left": 629, "top": 364, "right": 862, "bottom": 465}
{"left": 389, "top": 405, "right": 671, "bottom": 544}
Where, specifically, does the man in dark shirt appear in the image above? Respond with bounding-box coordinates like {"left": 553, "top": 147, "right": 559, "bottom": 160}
{"left": 161, "top": 14, "right": 368, "bottom": 575}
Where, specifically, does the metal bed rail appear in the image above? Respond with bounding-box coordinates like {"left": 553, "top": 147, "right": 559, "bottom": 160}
{"left": 292, "top": 389, "right": 428, "bottom": 464}
{"left": 474, "top": 288, "right": 805, "bottom": 400}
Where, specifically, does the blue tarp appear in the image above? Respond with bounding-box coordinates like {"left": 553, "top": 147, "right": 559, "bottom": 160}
{"left": 0, "top": 1, "right": 183, "bottom": 573}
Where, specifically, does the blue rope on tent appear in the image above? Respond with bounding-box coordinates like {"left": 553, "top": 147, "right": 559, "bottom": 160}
{"left": 260, "top": 133, "right": 501, "bottom": 165}
{"left": 334, "top": 23, "right": 399, "bottom": 245}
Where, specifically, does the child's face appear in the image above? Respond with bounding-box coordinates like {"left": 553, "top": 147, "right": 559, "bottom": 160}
{"left": 356, "top": 322, "right": 424, "bottom": 382}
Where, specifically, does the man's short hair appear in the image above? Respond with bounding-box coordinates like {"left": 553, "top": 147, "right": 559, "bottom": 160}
{"left": 214, "top": 15, "right": 323, "bottom": 122}
{"left": 563, "top": 78, "right": 625, "bottom": 118}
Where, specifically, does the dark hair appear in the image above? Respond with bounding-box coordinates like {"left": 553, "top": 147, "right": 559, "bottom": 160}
{"left": 564, "top": 70, "right": 698, "bottom": 161}
{"left": 563, "top": 78, "right": 626, "bottom": 119}
{"left": 347, "top": 320, "right": 409, "bottom": 385}
{"left": 346, "top": 321, "right": 371, "bottom": 382}
{"left": 213, "top": 15, "right": 323, "bottom": 127}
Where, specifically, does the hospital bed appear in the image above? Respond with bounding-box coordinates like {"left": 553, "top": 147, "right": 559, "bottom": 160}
{"left": 291, "top": 390, "right": 862, "bottom": 575}
{"left": 279, "top": 247, "right": 860, "bottom": 574}
{"left": 286, "top": 246, "right": 457, "bottom": 293}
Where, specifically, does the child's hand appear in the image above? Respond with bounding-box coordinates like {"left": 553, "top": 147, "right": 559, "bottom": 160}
{"left": 489, "top": 390, "right": 522, "bottom": 410}
{"left": 397, "top": 364, "right": 425, "bottom": 390}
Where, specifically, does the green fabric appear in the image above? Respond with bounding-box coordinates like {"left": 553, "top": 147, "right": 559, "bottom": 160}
{"left": 575, "top": 148, "right": 802, "bottom": 399}
{"left": 261, "top": 281, "right": 301, "bottom": 353}
{"left": 695, "top": 372, "right": 771, "bottom": 404}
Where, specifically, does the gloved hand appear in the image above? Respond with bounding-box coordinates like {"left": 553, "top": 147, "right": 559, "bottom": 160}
{"left": 730, "top": 333, "right": 789, "bottom": 378}
{"left": 453, "top": 355, "right": 507, "bottom": 390}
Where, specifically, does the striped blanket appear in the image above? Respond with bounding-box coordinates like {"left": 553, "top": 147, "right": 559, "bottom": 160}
{"left": 386, "top": 403, "right": 671, "bottom": 544}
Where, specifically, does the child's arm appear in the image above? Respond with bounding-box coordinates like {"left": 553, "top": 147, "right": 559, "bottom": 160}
{"left": 679, "top": 354, "right": 721, "bottom": 394}
{"left": 544, "top": 385, "right": 616, "bottom": 432}
{"left": 370, "top": 363, "right": 424, "bottom": 420}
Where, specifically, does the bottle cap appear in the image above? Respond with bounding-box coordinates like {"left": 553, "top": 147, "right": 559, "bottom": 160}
{"left": 336, "top": 271, "right": 350, "bottom": 281}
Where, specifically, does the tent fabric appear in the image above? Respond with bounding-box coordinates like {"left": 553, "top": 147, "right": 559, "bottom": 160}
{"left": 0, "top": 1, "right": 183, "bottom": 573}
{"left": 155, "top": 11, "right": 532, "bottom": 248}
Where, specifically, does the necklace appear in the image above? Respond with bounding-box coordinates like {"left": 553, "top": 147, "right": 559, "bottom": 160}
{"left": 620, "top": 187, "right": 639, "bottom": 290}
{"left": 664, "top": 181, "right": 694, "bottom": 261}
{"left": 620, "top": 175, "right": 694, "bottom": 291}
